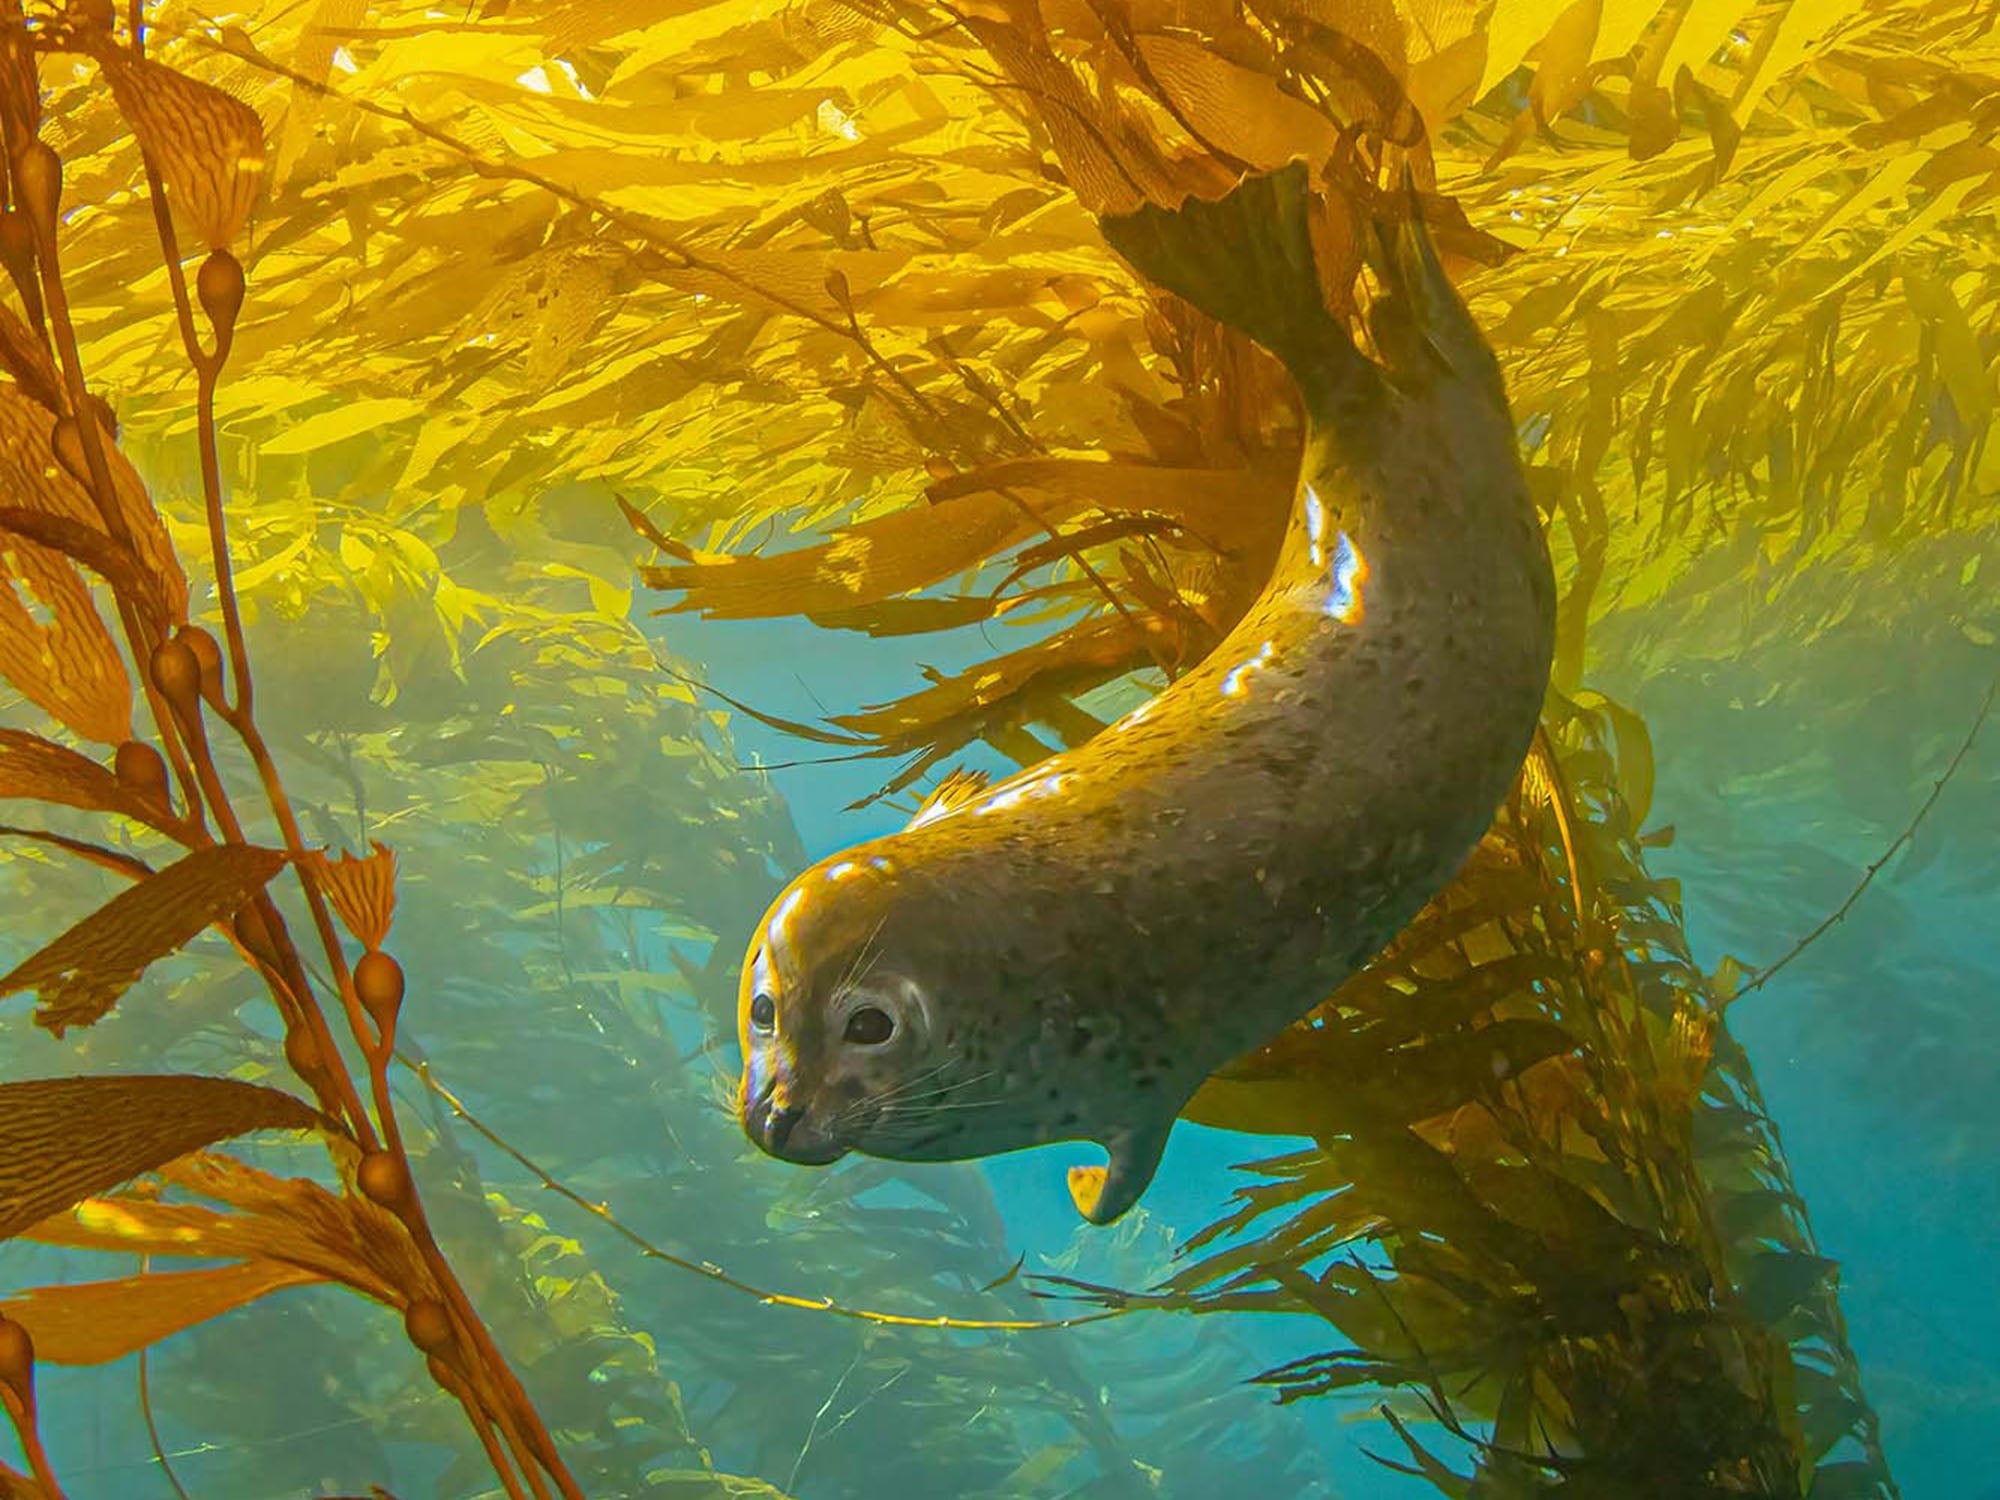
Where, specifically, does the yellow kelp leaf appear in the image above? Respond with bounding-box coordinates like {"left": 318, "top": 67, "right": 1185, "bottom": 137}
{"left": 1575, "top": 690, "right": 1656, "bottom": 825}
{"left": 0, "top": 304, "right": 60, "bottom": 412}
{"left": 1904, "top": 271, "right": 1995, "bottom": 430}
{"left": 1482, "top": 0, "right": 1604, "bottom": 165}
{"left": 94, "top": 50, "right": 266, "bottom": 249}
{"left": 643, "top": 491, "right": 1041, "bottom": 619}
{"left": 930, "top": 458, "right": 1290, "bottom": 551}
{"left": 1657, "top": 0, "right": 1754, "bottom": 87}
{"left": 0, "top": 389, "right": 189, "bottom": 631}
{"left": 0, "top": 843, "right": 288, "bottom": 1034}
{"left": 258, "top": 397, "right": 427, "bottom": 456}
{"left": 1597, "top": 0, "right": 1671, "bottom": 64}
{"left": 25, "top": 1174, "right": 412, "bottom": 1305}
{"left": 299, "top": 840, "right": 398, "bottom": 950}
{"left": 0, "top": 1260, "right": 323, "bottom": 1366}
{"left": 1654, "top": 1003, "right": 1717, "bottom": 1110}
{"left": 1197, "top": 1022, "right": 1575, "bottom": 1138}
{"left": 0, "top": 1076, "right": 321, "bottom": 1240}
{"left": 1825, "top": 175, "right": 1978, "bottom": 296}
{"left": 1481, "top": 0, "right": 1669, "bottom": 111}
{"left": 226, "top": 527, "right": 315, "bottom": 596}
{"left": 959, "top": 6, "right": 1194, "bottom": 215}
{"left": 829, "top": 612, "right": 1174, "bottom": 754}
{"left": 1182, "top": 1074, "right": 1339, "bottom": 1136}
{"left": 1625, "top": 80, "right": 1679, "bottom": 160}
{"left": 458, "top": 246, "right": 622, "bottom": 384}
{"left": 1730, "top": 0, "right": 1873, "bottom": 123}
{"left": 653, "top": 248, "right": 895, "bottom": 321}
{"left": 1132, "top": 36, "right": 1340, "bottom": 172}
{"left": 1530, "top": 0, "right": 1605, "bottom": 122}
{"left": 1475, "top": 0, "right": 1574, "bottom": 102}
{"left": 1789, "top": 151, "right": 1925, "bottom": 260}
{"left": 1407, "top": 26, "right": 1489, "bottom": 130}
{"left": 1402, "top": 0, "right": 1486, "bottom": 63}
{"left": 0, "top": 728, "right": 174, "bottom": 829}
{"left": 269, "top": 0, "right": 367, "bottom": 191}
{"left": 0, "top": 531, "right": 131, "bottom": 746}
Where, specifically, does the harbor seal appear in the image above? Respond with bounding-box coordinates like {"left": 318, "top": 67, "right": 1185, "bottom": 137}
{"left": 735, "top": 163, "right": 1555, "bottom": 1223}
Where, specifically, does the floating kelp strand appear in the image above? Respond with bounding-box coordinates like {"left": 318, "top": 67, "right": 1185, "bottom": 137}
{"left": 407, "top": 1059, "right": 1127, "bottom": 1333}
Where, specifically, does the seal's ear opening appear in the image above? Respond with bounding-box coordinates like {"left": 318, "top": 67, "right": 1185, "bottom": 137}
{"left": 1066, "top": 1114, "right": 1174, "bottom": 1225}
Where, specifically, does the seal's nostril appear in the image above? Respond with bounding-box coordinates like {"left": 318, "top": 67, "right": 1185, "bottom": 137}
{"left": 766, "top": 1103, "right": 806, "bottom": 1151}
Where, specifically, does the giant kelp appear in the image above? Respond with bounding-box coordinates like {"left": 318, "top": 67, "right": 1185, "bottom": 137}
{"left": 0, "top": 9, "right": 600, "bottom": 1494}
{"left": 0, "top": 0, "right": 1990, "bottom": 1495}
{"left": 0, "top": 12, "right": 1332, "bottom": 1493}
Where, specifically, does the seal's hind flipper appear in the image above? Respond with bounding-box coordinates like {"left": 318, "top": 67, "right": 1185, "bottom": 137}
{"left": 1098, "top": 162, "right": 1378, "bottom": 415}
{"left": 1067, "top": 1115, "right": 1173, "bottom": 1225}
{"left": 1363, "top": 171, "right": 1507, "bottom": 401}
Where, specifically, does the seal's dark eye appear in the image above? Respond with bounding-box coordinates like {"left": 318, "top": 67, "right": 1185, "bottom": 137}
{"left": 749, "top": 993, "right": 776, "bottom": 1032}
{"left": 844, "top": 1006, "right": 894, "bottom": 1045}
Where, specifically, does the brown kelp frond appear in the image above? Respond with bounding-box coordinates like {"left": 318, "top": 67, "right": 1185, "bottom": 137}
{"left": 0, "top": 19, "right": 587, "bottom": 1496}
{"left": 2, "top": 1136, "right": 458, "bottom": 1374}
{"left": 1035, "top": 692, "right": 1898, "bottom": 1497}
{"left": 298, "top": 841, "right": 400, "bottom": 954}
{"left": 0, "top": 845, "right": 287, "bottom": 1035}
{"left": 0, "top": 1078, "right": 324, "bottom": 1242}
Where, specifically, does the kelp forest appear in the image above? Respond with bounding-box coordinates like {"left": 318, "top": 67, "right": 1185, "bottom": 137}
{"left": 0, "top": 0, "right": 1994, "bottom": 1496}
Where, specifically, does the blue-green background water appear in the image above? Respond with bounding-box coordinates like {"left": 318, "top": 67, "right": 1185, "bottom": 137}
{"left": 655, "top": 590, "right": 2000, "bottom": 1499}
{"left": 9, "top": 552, "right": 1996, "bottom": 1498}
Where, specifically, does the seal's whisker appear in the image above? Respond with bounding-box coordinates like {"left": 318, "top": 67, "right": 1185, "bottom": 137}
{"left": 860, "top": 1060, "right": 954, "bottom": 1109}
{"left": 881, "top": 1095, "right": 1005, "bottom": 1118}
{"left": 829, "top": 911, "right": 891, "bottom": 1003}
{"left": 850, "top": 921, "right": 889, "bottom": 991}
{"left": 868, "top": 1057, "right": 978, "bottom": 1104}
{"left": 836, "top": 1068, "right": 1000, "bottom": 1134}
{"left": 855, "top": 1071, "right": 998, "bottom": 1125}
{"left": 877, "top": 1068, "right": 995, "bottom": 1109}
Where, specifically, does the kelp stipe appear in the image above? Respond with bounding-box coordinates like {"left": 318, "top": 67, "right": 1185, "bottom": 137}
{"left": 0, "top": 12, "right": 578, "bottom": 1497}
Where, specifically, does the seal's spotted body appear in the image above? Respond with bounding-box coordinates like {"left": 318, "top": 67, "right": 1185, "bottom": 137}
{"left": 738, "top": 165, "right": 1556, "bottom": 1223}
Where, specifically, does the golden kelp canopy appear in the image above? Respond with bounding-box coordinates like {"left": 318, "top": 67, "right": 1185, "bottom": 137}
{"left": 36, "top": 0, "right": 1992, "bottom": 726}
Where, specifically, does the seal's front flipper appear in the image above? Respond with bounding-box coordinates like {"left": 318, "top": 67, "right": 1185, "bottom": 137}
{"left": 1066, "top": 1116, "right": 1173, "bottom": 1225}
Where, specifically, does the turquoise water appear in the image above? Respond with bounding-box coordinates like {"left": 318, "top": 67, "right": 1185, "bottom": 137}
{"left": 664, "top": 588, "right": 2000, "bottom": 1498}
{"left": 6, "top": 531, "right": 1993, "bottom": 1498}
{"left": 1606, "top": 626, "right": 2000, "bottom": 1500}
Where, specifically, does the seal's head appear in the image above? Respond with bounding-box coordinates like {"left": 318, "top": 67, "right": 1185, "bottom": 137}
{"left": 735, "top": 844, "right": 1185, "bottom": 1226}
{"left": 737, "top": 854, "right": 964, "bottom": 1167}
